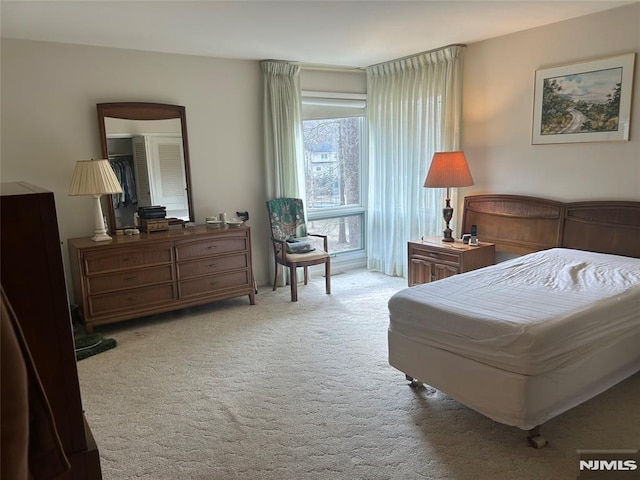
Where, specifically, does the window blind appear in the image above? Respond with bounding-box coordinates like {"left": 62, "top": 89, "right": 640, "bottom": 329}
{"left": 302, "top": 91, "right": 366, "bottom": 119}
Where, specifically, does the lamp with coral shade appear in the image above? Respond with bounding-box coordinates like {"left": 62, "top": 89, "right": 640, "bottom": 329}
{"left": 69, "top": 159, "right": 123, "bottom": 242}
{"left": 424, "top": 151, "right": 474, "bottom": 242}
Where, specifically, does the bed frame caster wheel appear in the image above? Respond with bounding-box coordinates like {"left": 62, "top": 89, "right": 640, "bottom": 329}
{"left": 528, "top": 435, "right": 547, "bottom": 449}
{"left": 527, "top": 427, "right": 548, "bottom": 449}
{"left": 405, "top": 375, "right": 423, "bottom": 389}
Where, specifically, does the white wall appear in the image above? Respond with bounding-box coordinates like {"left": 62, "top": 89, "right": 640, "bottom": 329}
{"left": 461, "top": 3, "right": 640, "bottom": 219}
{"left": 1, "top": 39, "right": 272, "bottom": 294}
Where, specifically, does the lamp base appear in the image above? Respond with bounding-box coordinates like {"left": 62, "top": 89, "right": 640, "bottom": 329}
{"left": 441, "top": 197, "right": 455, "bottom": 242}
{"left": 91, "top": 232, "right": 113, "bottom": 242}
{"left": 91, "top": 194, "right": 112, "bottom": 242}
{"left": 441, "top": 228, "right": 454, "bottom": 242}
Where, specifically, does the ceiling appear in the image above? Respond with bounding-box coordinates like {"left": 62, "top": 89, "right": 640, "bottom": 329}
{"left": 1, "top": 1, "right": 635, "bottom": 67}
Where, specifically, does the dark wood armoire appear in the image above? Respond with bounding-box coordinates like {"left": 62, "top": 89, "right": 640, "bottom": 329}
{"left": 0, "top": 182, "right": 102, "bottom": 479}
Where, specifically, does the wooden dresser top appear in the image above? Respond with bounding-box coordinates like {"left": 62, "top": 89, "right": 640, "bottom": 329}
{"left": 68, "top": 225, "right": 250, "bottom": 249}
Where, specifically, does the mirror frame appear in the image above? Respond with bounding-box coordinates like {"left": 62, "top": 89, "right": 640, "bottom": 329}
{"left": 97, "top": 102, "right": 195, "bottom": 232}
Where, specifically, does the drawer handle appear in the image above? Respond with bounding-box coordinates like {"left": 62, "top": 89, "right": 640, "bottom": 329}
{"left": 209, "top": 280, "right": 218, "bottom": 286}
{"left": 123, "top": 276, "right": 138, "bottom": 281}
{"left": 428, "top": 253, "right": 439, "bottom": 258}
{"left": 208, "top": 263, "right": 220, "bottom": 268}
{"left": 206, "top": 246, "right": 218, "bottom": 250}
{"left": 126, "top": 296, "right": 137, "bottom": 302}
{"left": 123, "top": 256, "right": 139, "bottom": 262}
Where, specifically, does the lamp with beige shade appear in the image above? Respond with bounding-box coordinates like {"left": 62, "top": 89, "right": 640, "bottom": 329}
{"left": 69, "top": 159, "right": 123, "bottom": 242}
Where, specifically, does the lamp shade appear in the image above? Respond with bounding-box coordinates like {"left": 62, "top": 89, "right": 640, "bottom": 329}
{"left": 424, "top": 151, "right": 474, "bottom": 188}
{"left": 69, "top": 159, "right": 122, "bottom": 196}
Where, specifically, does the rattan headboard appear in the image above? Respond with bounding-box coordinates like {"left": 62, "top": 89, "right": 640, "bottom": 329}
{"left": 461, "top": 194, "right": 640, "bottom": 258}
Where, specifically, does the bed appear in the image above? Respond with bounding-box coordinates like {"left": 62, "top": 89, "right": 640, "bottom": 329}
{"left": 387, "top": 194, "right": 640, "bottom": 447}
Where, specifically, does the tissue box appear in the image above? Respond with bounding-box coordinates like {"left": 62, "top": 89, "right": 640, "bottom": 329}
{"left": 285, "top": 237, "right": 315, "bottom": 254}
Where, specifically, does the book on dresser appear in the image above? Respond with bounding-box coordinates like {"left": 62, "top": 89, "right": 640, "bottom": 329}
{"left": 68, "top": 225, "right": 256, "bottom": 333}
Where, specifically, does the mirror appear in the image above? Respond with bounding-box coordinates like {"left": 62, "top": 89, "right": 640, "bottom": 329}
{"left": 97, "top": 102, "right": 194, "bottom": 231}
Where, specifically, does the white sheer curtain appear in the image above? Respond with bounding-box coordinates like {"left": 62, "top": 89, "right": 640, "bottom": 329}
{"left": 261, "top": 60, "right": 306, "bottom": 200}
{"left": 366, "top": 45, "right": 465, "bottom": 276}
{"left": 261, "top": 61, "right": 306, "bottom": 286}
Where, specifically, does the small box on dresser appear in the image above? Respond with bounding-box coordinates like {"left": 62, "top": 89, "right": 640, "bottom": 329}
{"left": 139, "top": 217, "right": 169, "bottom": 232}
{"left": 408, "top": 236, "right": 495, "bottom": 286}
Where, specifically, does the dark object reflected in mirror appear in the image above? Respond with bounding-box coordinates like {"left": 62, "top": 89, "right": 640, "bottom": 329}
{"left": 97, "top": 102, "right": 194, "bottom": 232}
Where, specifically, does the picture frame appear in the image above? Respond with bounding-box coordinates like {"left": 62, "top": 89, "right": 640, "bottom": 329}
{"left": 532, "top": 53, "right": 635, "bottom": 144}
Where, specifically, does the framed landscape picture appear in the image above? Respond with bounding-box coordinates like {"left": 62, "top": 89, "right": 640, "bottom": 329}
{"left": 532, "top": 53, "right": 635, "bottom": 144}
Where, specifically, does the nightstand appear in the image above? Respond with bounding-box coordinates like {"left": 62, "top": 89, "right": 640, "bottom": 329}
{"left": 407, "top": 236, "right": 495, "bottom": 286}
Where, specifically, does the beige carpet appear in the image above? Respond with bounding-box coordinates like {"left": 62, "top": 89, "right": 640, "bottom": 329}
{"left": 77, "top": 269, "right": 640, "bottom": 480}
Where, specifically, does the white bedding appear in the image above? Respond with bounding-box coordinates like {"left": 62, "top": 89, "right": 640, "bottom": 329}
{"left": 388, "top": 248, "right": 640, "bottom": 376}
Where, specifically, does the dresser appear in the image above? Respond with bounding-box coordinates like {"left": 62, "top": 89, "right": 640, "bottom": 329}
{"left": 68, "top": 225, "right": 255, "bottom": 332}
{"left": 407, "top": 237, "right": 495, "bottom": 286}
{"left": 0, "top": 182, "right": 102, "bottom": 479}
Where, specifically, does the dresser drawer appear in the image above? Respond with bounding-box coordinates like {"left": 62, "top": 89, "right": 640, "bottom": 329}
{"left": 88, "top": 284, "right": 175, "bottom": 316}
{"left": 86, "top": 265, "right": 174, "bottom": 295}
{"left": 177, "top": 253, "right": 248, "bottom": 279}
{"left": 179, "top": 270, "right": 249, "bottom": 298}
{"left": 175, "top": 237, "right": 247, "bottom": 261}
{"left": 83, "top": 243, "right": 173, "bottom": 275}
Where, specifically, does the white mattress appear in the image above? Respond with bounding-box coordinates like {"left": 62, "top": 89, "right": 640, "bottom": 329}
{"left": 388, "top": 248, "right": 640, "bottom": 376}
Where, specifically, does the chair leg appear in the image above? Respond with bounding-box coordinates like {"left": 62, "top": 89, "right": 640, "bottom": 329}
{"left": 272, "top": 262, "right": 280, "bottom": 292}
{"left": 290, "top": 266, "right": 298, "bottom": 302}
{"left": 325, "top": 260, "right": 331, "bottom": 295}
{"left": 303, "top": 266, "right": 309, "bottom": 285}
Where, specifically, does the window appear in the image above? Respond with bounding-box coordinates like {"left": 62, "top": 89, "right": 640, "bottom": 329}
{"left": 302, "top": 92, "right": 366, "bottom": 256}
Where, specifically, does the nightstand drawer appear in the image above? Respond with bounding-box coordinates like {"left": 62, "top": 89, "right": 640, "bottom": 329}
{"left": 415, "top": 250, "right": 459, "bottom": 265}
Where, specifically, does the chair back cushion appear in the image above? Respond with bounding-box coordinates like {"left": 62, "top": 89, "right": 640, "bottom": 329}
{"left": 266, "top": 198, "right": 308, "bottom": 240}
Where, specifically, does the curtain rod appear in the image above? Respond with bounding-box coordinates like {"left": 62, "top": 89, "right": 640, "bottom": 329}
{"left": 296, "top": 63, "right": 365, "bottom": 73}
{"left": 261, "top": 59, "right": 364, "bottom": 73}
{"left": 367, "top": 43, "right": 467, "bottom": 69}
{"left": 269, "top": 43, "right": 466, "bottom": 72}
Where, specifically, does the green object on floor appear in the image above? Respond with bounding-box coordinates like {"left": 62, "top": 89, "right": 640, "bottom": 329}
{"left": 75, "top": 333, "right": 117, "bottom": 361}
